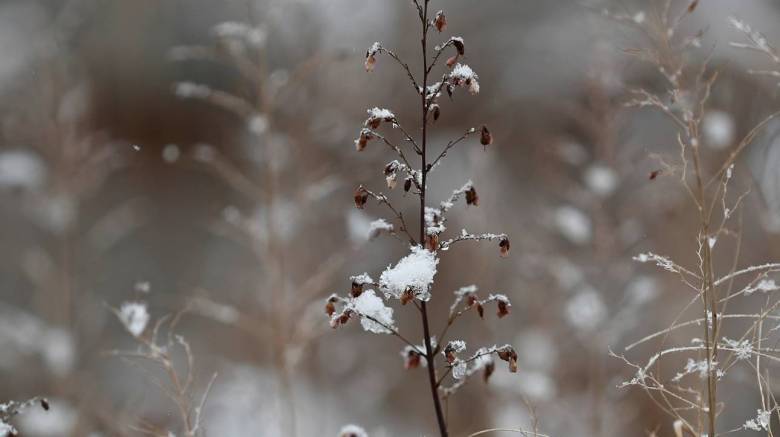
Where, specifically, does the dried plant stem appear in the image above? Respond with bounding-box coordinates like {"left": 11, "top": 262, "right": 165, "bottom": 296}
{"left": 414, "top": 1, "right": 448, "bottom": 435}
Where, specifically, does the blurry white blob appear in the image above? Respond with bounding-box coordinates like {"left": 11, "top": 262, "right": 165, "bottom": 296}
{"left": 118, "top": 301, "right": 149, "bottom": 337}
{"left": 161, "top": 144, "right": 180, "bottom": 163}
{"left": 174, "top": 81, "right": 210, "bottom": 99}
{"left": 0, "top": 309, "right": 74, "bottom": 376}
{"left": 34, "top": 194, "right": 77, "bottom": 235}
{"left": 40, "top": 328, "right": 75, "bottom": 377}
{"left": 0, "top": 149, "right": 46, "bottom": 190}
{"left": 346, "top": 209, "right": 373, "bottom": 244}
{"left": 584, "top": 164, "right": 618, "bottom": 196}
{"left": 56, "top": 82, "right": 90, "bottom": 124}
{"left": 192, "top": 143, "right": 216, "bottom": 163}
{"left": 516, "top": 329, "right": 558, "bottom": 370}
{"left": 131, "top": 144, "right": 141, "bottom": 152}
{"left": 554, "top": 206, "right": 592, "bottom": 245}
{"left": 247, "top": 201, "right": 299, "bottom": 242}
{"left": 549, "top": 258, "right": 584, "bottom": 291}
{"left": 247, "top": 114, "right": 269, "bottom": 136}
{"left": 222, "top": 205, "right": 242, "bottom": 226}
{"left": 624, "top": 276, "right": 658, "bottom": 307}
{"left": 339, "top": 424, "right": 368, "bottom": 437}
{"left": 204, "top": 365, "right": 294, "bottom": 436}
{"left": 556, "top": 141, "right": 588, "bottom": 166}
{"left": 565, "top": 286, "right": 607, "bottom": 331}
{"left": 702, "top": 110, "right": 735, "bottom": 150}
{"left": 134, "top": 281, "right": 151, "bottom": 294}
{"left": 491, "top": 369, "right": 556, "bottom": 402}
{"left": 18, "top": 398, "right": 77, "bottom": 436}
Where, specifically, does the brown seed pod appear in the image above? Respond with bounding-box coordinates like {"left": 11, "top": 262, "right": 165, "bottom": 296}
{"left": 354, "top": 186, "right": 369, "bottom": 209}
{"left": 433, "top": 10, "right": 447, "bottom": 32}
{"left": 465, "top": 186, "right": 478, "bottom": 206}
{"left": 351, "top": 281, "right": 364, "bottom": 298}
{"left": 480, "top": 125, "right": 493, "bottom": 146}
{"left": 497, "top": 346, "right": 518, "bottom": 373}
{"left": 425, "top": 233, "right": 440, "bottom": 251}
{"left": 404, "top": 177, "right": 413, "bottom": 192}
{"left": 499, "top": 237, "right": 510, "bottom": 257}
{"left": 452, "top": 39, "right": 465, "bottom": 56}
{"left": 431, "top": 104, "right": 441, "bottom": 121}
{"left": 405, "top": 349, "right": 422, "bottom": 369}
{"left": 476, "top": 303, "right": 484, "bottom": 319}
{"left": 365, "top": 54, "right": 376, "bottom": 72}
{"left": 497, "top": 299, "right": 510, "bottom": 318}
{"left": 400, "top": 288, "right": 415, "bottom": 305}
{"left": 446, "top": 54, "right": 459, "bottom": 68}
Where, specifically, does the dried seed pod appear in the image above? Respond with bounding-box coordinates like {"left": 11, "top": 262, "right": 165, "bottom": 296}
{"left": 499, "top": 237, "right": 510, "bottom": 257}
{"left": 497, "top": 299, "right": 510, "bottom": 318}
{"left": 483, "top": 360, "right": 495, "bottom": 383}
{"left": 365, "top": 54, "right": 376, "bottom": 72}
{"left": 446, "top": 54, "right": 459, "bottom": 68}
{"left": 404, "top": 177, "right": 413, "bottom": 192}
{"left": 480, "top": 125, "right": 493, "bottom": 146}
{"left": 405, "top": 349, "right": 422, "bottom": 369}
{"left": 497, "top": 346, "right": 518, "bottom": 373}
{"left": 466, "top": 294, "right": 477, "bottom": 308}
{"left": 476, "top": 303, "right": 484, "bottom": 319}
{"left": 351, "top": 281, "right": 364, "bottom": 298}
{"left": 40, "top": 398, "right": 50, "bottom": 411}
{"left": 431, "top": 104, "right": 441, "bottom": 121}
{"left": 452, "top": 38, "right": 465, "bottom": 56}
{"left": 433, "top": 10, "right": 447, "bottom": 32}
{"left": 444, "top": 345, "right": 457, "bottom": 364}
{"left": 649, "top": 169, "right": 662, "bottom": 180}
{"left": 354, "top": 186, "right": 368, "bottom": 209}
{"left": 355, "top": 129, "right": 374, "bottom": 151}
{"left": 400, "top": 288, "right": 415, "bottom": 305}
{"left": 325, "top": 301, "right": 336, "bottom": 316}
{"left": 465, "top": 186, "right": 478, "bottom": 206}
{"left": 425, "top": 233, "right": 439, "bottom": 251}
{"left": 386, "top": 172, "right": 398, "bottom": 189}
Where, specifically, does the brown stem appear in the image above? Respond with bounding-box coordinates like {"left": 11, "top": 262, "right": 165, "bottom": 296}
{"left": 416, "top": 1, "right": 448, "bottom": 436}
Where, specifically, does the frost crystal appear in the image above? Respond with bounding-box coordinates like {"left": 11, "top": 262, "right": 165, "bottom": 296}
{"left": 352, "top": 290, "right": 395, "bottom": 334}
{"left": 744, "top": 409, "right": 771, "bottom": 431}
{"left": 723, "top": 338, "right": 753, "bottom": 360}
{"left": 119, "top": 301, "right": 149, "bottom": 337}
{"left": 379, "top": 246, "right": 438, "bottom": 301}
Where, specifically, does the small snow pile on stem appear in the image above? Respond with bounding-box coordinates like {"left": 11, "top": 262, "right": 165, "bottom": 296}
{"left": 379, "top": 246, "right": 438, "bottom": 302}
{"left": 352, "top": 290, "right": 395, "bottom": 334}
{"left": 118, "top": 301, "right": 149, "bottom": 337}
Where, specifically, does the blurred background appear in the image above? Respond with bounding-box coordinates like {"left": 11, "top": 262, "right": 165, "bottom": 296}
{"left": 3, "top": 0, "right": 780, "bottom": 435}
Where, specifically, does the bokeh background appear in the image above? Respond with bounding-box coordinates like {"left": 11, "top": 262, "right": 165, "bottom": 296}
{"left": 3, "top": 0, "right": 780, "bottom": 435}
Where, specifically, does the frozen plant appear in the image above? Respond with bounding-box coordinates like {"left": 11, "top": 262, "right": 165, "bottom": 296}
{"left": 108, "top": 301, "right": 217, "bottom": 436}
{"left": 610, "top": 2, "right": 780, "bottom": 435}
{"left": 326, "top": 2, "right": 518, "bottom": 436}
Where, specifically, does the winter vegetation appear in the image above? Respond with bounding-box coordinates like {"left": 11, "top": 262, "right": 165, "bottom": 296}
{"left": 5, "top": 0, "right": 780, "bottom": 436}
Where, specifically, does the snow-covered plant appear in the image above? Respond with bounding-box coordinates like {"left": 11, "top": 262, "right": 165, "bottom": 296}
{"left": 108, "top": 301, "right": 216, "bottom": 436}
{"left": 327, "top": 2, "right": 515, "bottom": 436}
{"left": 608, "top": 2, "right": 780, "bottom": 435}
{"left": 0, "top": 397, "right": 49, "bottom": 437}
